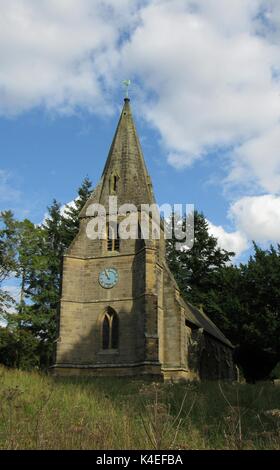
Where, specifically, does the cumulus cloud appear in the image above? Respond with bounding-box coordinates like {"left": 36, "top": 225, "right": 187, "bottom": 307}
{"left": 228, "top": 126, "right": 280, "bottom": 194}
{"left": 230, "top": 194, "right": 280, "bottom": 242}
{"left": 209, "top": 194, "right": 280, "bottom": 258}
{"left": 119, "top": 0, "right": 280, "bottom": 192}
{"left": 1, "top": 0, "right": 280, "bottom": 193}
{"left": 207, "top": 219, "right": 248, "bottom": 258}
{"left": 1, "top": 0, "right": 280, "bottom": 251}
{"left": 41, "top": 199, "right": 77, "bottom": 225}
{"left": 0, "top": 0, "right": 140, "bottom": 116}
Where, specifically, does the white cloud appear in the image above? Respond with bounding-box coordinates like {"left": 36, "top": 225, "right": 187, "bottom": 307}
{"left": 230, "top": 194, "right": 280, "bottom": 242}
{"left": 3, "top": 285, "right": 21, "bottom": 303}
{"left": 1, "top": 0, "right": 280, "bottom": 250}
{"left": 118, "top": 0, "right": 280, "bottom": 192}
{"left": 1, "top": 0, "right": 279, "bottom": 196}
{"left": 208, "top": 193, "right": 280, "bottom": 258}
{"left": 228, "top": 125, "right": 280, "bottom": 193}
{"left": 1, "top": 285, "right": 20, "bottom": 319}
{"left": 41, "top": 199, "right": 77, "bottom": 225}
{"left": 207, "top": 219, "right": 248, "bottom": 258}
{"left": 59, "top": 199, "right": 77, "bottom": 218}
{"left": 0, "top": 0, "right": 140, "bottom": 116}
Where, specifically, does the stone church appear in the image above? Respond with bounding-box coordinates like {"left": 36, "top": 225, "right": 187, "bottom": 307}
{"left": 52, "top": 98, "right": 236, "bottom": 381}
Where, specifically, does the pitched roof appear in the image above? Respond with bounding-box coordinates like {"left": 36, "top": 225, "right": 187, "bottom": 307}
{"left": 185, "top": 302, "right": 234, "bottom": 348}
{"left": 164, "top": 262, "right": 233, "bottom": 348}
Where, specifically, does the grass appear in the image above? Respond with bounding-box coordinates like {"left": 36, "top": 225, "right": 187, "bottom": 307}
{"left": 0, "top": 365, "right": 279, "bottom": 450}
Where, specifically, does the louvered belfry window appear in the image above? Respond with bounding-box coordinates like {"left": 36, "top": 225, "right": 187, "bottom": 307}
{"left": 107, "top": 223, "right": 120, "bottom": 251}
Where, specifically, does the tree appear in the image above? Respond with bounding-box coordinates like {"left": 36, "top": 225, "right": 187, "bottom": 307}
{"left": 0, "top": 177, "right": 93, "bottom": 370}
{"left": 15, "top": 178, "right": 93, "bottom": 369}
{"left": 61, "top": 176, "right": 93, "bottom": 246}
{"left": 0, "top": 211, "right": 18, "bottom": 320}
{"left": 236, "top": 244, "right": 280, "bottom": 381}
{"left": 167, "top": 216, "right": 280, "bottom": 382}
{"left": 197, "top": 264, "right": 246, "bottom": 337}
{"left": 166, "top": 211, "right": 234, "bottom": 306}
{"left": 206, "top": 245, "right": 280, "bottom": 382}
{"left": 0, "top": 326, "right": 39, "bottom": 369}
{"left": 20, "top": 199, "right": 66, "bottom": 368}
{"left": 16, "top": 219, "right": 46, "bottom": 311}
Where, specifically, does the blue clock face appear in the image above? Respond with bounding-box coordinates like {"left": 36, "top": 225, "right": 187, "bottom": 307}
{"left": 99, "top": 268, "right": 119, "bottom": 289}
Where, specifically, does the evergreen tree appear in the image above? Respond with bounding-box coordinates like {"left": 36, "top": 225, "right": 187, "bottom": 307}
{"left": 16, "top": 219, "right": 45, "bottom": 311}
{"left": 1, "top": 178, "right": 93, "bottom": 370}
{"left": 1, "top": 182, "right": 280, "bottom": 381}
{"left": 0, "top": 326, "right": 40, "bottom": 369}
{"left": 199, "top": 264, "right": 245, "bottom": 337}
{"left": 166, "top": 211, "right": 234, "bottom": 306}
{"left": 19, "top": 178, "right": 93, "bottom": 368}
{"left": 167, "top": 215, "right": 280, "bottom": 381}
{"left": 61, "top": 176, "right": 93, "bottom": 246}
{"left": 21, "top": 199, "right": 66, "bottom": 368}
{"left": 204, "top": 245, "right": 280, "bottom": 381}
{"left": 0, "top": 211, "right": 18, "bottom": 319}
{"left": 236, "top": 244, "right": 280, "bottom": 381}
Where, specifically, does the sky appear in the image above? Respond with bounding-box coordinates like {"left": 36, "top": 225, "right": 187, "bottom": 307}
{"left": 1, "top": 0, "right": 280, "bottom": 270}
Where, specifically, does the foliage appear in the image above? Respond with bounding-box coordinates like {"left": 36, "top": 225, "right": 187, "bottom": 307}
{"left": 0, "top": 211, "right": 18, "bottom": 318}
{"left": 236, "top": 244, "right": 280, "bottom": 381}
{"left": 0, "top": 328, "right": 39, "bottom": 369}
{"left": 166, "top": 212, "right": 280, "bottom": 382}
{"left": 166, "top": 211, "right": 234, "bottom": 305}
{"left": 271, "top": 362, "right": 280, "bottom": 379}
{"left": 202, "top": 245, "right": 280, "bottom": 381}
{"left": 0, "top": 178, "right": 93, "bottom": 370}
{"left": 0, "top": 210, "right": 18, "bottom": 282}
{"left": 1, "top": 183, "right": 280, "bottom": 382}
{"left": 61, "top": 176, "right": 92, "bottom": 246}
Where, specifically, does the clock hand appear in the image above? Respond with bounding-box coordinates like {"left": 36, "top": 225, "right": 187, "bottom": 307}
{"left": 105, "top": 269, "right": 109, "bottom": 279}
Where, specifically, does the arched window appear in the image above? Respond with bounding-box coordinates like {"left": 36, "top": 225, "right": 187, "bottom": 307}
{"left": 102, "top": 308, "right": 119, "bottom": 350}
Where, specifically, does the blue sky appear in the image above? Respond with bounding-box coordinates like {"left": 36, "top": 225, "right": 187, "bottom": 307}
{"left": 0, "top": 102, "right": 229, "bottom": 224}
{"left": 1, "top": 0, "right": 280, "bottom": 271}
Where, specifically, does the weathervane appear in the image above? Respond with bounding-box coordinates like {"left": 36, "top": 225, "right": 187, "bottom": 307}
{"left": 123, "top": 79, "right": 131, "bottom": 98}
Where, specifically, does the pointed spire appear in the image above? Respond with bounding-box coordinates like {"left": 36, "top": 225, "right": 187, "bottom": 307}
{"left": 80, "top": 98, "right": 155, "bottom": 217}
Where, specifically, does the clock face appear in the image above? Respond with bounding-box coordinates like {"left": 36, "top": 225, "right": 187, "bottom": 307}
{"left": 99, "top": 267, "right": 119, "bottom": 289}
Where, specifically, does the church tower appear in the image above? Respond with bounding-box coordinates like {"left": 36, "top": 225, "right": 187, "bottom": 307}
{"left": 52, "top": 98, "right": 236, "bottom": 381}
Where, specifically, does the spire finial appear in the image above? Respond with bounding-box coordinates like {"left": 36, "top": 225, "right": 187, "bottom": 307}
{"left": 123, "top": 79, "right": 131, "bottom": 99}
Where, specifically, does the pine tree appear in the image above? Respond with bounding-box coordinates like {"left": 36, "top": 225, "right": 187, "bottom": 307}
{"left": 236, "top": 243, "right": 280, "bottom": 381}
{"left": 21, "top": 199, "right": 66, "bottom": 367}
{"left": 0, "top": 211, "right": 18, "bottom": 319}
{"left": 61, "top": 176, "right": 93, "bottom": 246}
{"left": 0, "top": 180, "right": 94, "bottom": 369}
{"left": 166, "top": 210, "right": 234, "bottom": 307}
{"left": 205, "top": 244, "right": 280, "bottom": 381}
{"left": 20, "top": 178, "right": 93, "bottom": 368}
{"left": 166, "top": 212, "right": 280, "bottom": 381}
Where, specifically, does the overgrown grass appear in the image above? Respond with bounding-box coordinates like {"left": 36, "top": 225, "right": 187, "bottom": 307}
{"left": 0, "top": 365, "right": 279, "bottom": 450}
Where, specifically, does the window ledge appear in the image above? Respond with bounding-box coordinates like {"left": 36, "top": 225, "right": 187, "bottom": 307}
{"left": 98, "top": 349, "right": 119, "bottom": 355}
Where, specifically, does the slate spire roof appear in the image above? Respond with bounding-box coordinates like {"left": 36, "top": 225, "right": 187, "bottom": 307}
{"left": 80, "top": 98, "right": 155, "bottom": 217}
